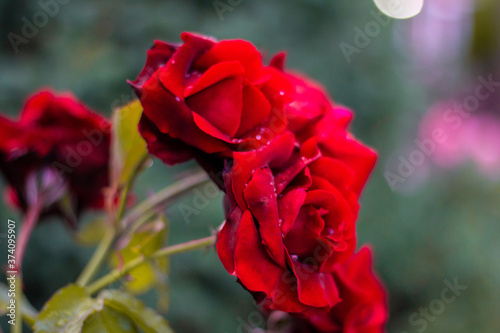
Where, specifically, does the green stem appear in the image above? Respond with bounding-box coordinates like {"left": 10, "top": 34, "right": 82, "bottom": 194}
{"left": 76, "top": 229, "right": 115, "bottom": 286}
{"left": 77, "top": 169, "right": 209, "bottom": 287}
{"left": 86, "top": 234, "right": 216, "bottom": 295}
{"left": 119, "top": 171, "right": 209, "bottom": 236}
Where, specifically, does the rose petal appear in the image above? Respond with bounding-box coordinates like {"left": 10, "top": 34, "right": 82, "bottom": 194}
{"left": 234, "top": 210, "right": 310, "bottom": 313}
{"left": 235, "top": 82, "right": 272, "bottom": 136}
{"left": 184, "top": 61, "right": 245, "bottom": 97}
{"left": 244, "top": 167, "right": 286, "bottom": 268}
{"left": 216, "top": 206, "right": 244, "bottom": 275}
{"left": 141, "top": 73, "right": 229, "bottom": 154}
{"left": 231, "top": 133, "right": 295, "bottom": 209}
{"left": 138, "top": 114, "right": 192, "bottom": 165}
{"left": 187, "top": 76, "right": 243, "bottom": 138}
{"left": 277, "top": 188, "right": 306, "bottom": 237}
{"left": 291, "top": 261, "right": 340, "bottom": 308}
{"left": 159, "top": 33, "right": 215, "bottom": 99}
{"left": 128, "top": 40, "right": 177, "bottom": 96}
{"left": 195, "top": 39, "right": 263, "bottom": 82}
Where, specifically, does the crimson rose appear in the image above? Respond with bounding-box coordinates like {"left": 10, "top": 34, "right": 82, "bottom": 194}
{"left": 130, "top": 32, "right": 293, "bottom": 168}
{"left": 0, "top": 90, "right": 110, "bottom": 223}
{"left": 216, "top": 70, "right": 376, "bottom": 313}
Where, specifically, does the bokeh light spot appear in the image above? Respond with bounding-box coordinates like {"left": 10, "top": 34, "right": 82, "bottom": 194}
{"left": 374, "top": 0, "right": 424, "bottom": 19}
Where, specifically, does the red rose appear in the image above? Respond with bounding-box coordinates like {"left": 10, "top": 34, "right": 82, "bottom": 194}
{"left": 129, "top": 32, "right": 293, "bottom": 168}
{"left": 0, "top": 90, "right": 110, "bottom": 223}
{"left": 266, "top": 247, "right": 388, "bottom": 333}
{"left": 216, "top": 61, "right": 376, "bottom": 313}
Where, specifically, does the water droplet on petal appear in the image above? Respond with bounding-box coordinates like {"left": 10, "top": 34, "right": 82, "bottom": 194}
{"left": 279, "top": 91, "right": 285, "bottom": 96}
{"left": 175, "top": 96, "right": 181, "bottom": 102}
{"left": 256, "top": 134, "right": 262, "bottom": 140}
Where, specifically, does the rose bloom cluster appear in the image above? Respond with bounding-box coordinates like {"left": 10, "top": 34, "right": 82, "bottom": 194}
{"left": 130, "top": 32, "right": 387, "bottom": 331}
{"left": 0, "top": 90, "right": 110, "bottom": 224}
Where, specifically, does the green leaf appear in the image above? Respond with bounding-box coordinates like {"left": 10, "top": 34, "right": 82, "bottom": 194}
{"left": 76, "top": 217, "right": 111, "bottom": 246}
{"left": 82, "top": 306, "right": 140, "bottom": 333}
{"left": 109, "top": 217, "right": 169, "bottom": 294}
{"left": 111, "top": 99, "right": 149, "bottom": 188}
{"left": 34, "top": 284, "right": 103, "bottom": 333}
{"left": 98, "top": 290, "right": 173, "bottom": 333}
{"left": 34, "top": 285, "right": 172, "bottom": 333}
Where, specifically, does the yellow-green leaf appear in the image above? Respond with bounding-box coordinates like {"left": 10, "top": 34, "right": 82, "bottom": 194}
{"left": 98, "top": 290, "right": 173, "bottom": 333}
{"left": 111, "top": 99, "right": 149, "bottom": 187}
{"left": 82, "top": 306, "right": 140, "bottom": 333}
{"left": 34, "top": 284, "right": 103, "bottom": 333}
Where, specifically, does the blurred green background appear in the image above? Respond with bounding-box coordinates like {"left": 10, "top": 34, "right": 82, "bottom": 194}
{"left": 1, "top": 0, "right": 500, "bottom": 332}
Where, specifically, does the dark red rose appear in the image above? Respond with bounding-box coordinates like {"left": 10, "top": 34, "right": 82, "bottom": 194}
{"left": 0, "top": 90, "right": 110, "bottom": 222}
{"left": 129, "top": 32, "right": 293, "bottom": 168}
{"left": 264, "top": 247, "right": 387, "bottom": 333}
{"left": 215, "top": 59, "right": 376, "bottom": 314}
{"left": 217, "top": 125, "right": 375, "bottom": 314}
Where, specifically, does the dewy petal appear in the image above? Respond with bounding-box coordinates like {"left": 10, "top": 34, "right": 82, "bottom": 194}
{"left": 284, "top": 72, "right": 334, "bottom": 134}
{"left": 291, "top": 261, "right": 340, "bottom": 308}
{"left": 309, "top": 157, "right": 355, "bottom": 193}
{"left": 277, "top": 188, "right": 306, "bottom": 237}
{"left": 244, "top": 167, "right": 286, "bottom": 268}
{"left": 159, "top": 32, "right": 215, "bottom": 99}
{"left": 320, "top": 135, "right": 377, "bottom": 195}
{"left": 231, "top": 133, "right": 295, "bottom": 209}
{"left": 216, "top": 206, "right": 244, "bottom": 275}
{"left": 195, "top": 39, "right": 263, "bottom": 82}
{"left": 283, "top": 207, "right": 326, "bottom": 258}
{"left": 184, "top": 61, "right": 245, "bottom": 97}
{"left": 128, "top": 40, "right": 178, "bottom": 97}
{"left": 138, "top": 114, "right": 193, "bottom": 165}
{"left": 274, "top": 138, "right": 321, "bottom": 194}
{"left": 187, "top": 76, "right": 243, "bottom": 138}
{"left": 234, "top": 210, "right": 283, "bottom": 300}
{"left": 141, "top": 73, "right": 229, "bottom": 155}
{"left": 235, "top": 82, "right": 272, "bottom": 137}
{"left": 233, "top": 210, "right": 309, "bottom": 313}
